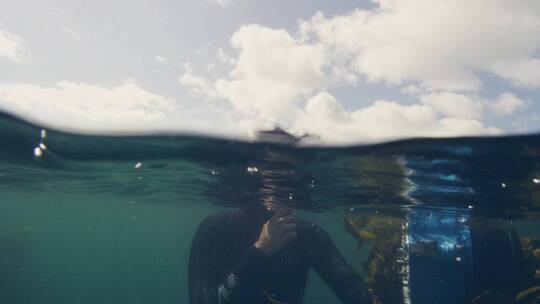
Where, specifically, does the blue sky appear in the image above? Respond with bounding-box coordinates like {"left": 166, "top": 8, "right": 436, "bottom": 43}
{"left": 0, "top": 0, "right": 539, "bottom": 144}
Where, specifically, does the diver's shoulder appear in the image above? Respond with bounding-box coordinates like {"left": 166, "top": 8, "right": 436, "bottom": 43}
{"left": 198, "top": 209, "right": 247, "bottom": 230}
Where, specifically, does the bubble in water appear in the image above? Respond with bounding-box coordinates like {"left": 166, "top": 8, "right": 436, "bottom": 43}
{"left": 40, "top": 129, "right": 47, "bottom": 139}
{"left": 135, "top": 162, "right": 143, "bottom": 170}
{"left": 34, "top": 147, "right": 43, "bottom": 157}
{"left": 210, "top": 170, "right": 220, "bottom": 176}
{"left": 501, "top": 182, "right": 507, "bottom": 188}
{"left": 39, "top": 143, "right": 47, "bottom": 150}
{"left": 533, "top": 178, "right": 540, "bottom": 184}
{"left": 247, "top": 166, "right": 258, "bottom": 174}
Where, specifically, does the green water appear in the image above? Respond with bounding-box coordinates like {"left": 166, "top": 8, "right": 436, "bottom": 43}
{"left": 1, "top": 191, "right": 365, "bottom": 303}
{"left": 2, "top": 112, "right": 540, "bottom": 303}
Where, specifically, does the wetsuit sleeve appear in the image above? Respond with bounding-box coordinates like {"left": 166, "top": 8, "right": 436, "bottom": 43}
{"left": 306, "top": 224, "right": 374, "bottom": 304}
{"left": 188, "top": 215, "right": 272, "bottom": 304}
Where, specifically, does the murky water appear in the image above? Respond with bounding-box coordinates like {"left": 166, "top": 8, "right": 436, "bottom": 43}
{"left": 1, "top": 112, "right": 539, "bottom": 304}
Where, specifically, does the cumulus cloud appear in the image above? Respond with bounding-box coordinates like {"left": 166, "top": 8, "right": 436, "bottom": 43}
{"left": 300, "top": 0, "right": 540, "bottom": 90}
{"left": 174, "top": 1, "right": 538, "bottom": 143}
{"left": 213, "top": 25, "right": 326, "bottom": 122}
{"left": 176, "top": 15, "right": 531, "bottom": 143}
{"left": 491, "top": 58, "right": 540, "bottom": 88}
{"left": 292, "top": 92, "right": 500, "bottom": 143}
{"left": 0, "top": 28, "right": 28, "bottom": 62}
{"left": 0, "top": 82, "right": 175, "bottom": 132}
{"left": 218, "top": 48, "right": 235, "bottom": 65}
{"left": 418, "top": 91, "right": 526, "bottom": 119}
{"left": 179, "top": 70, "right": 217, "bottom": 98}
{"left": 420, "top": 92, "right": 484, "bottom": 119}
{"left": 490, "top": 92, "right": 526, "bottom": 116}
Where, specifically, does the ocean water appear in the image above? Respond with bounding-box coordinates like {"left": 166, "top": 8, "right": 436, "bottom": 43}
{"left": 1, "top": 111, "right": 540, "bottom": 304}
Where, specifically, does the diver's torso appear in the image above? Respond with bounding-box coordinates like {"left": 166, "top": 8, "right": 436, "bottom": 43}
{"left": 222, "top": 208, "right": 316, "bottom": 304}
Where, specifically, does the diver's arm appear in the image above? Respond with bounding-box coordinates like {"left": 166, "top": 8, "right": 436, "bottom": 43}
{"left": 188, "top": 215, "right": 272, "bottom": 304}
{"left": 306, "top": 223, "right": 374, "bottom": 304}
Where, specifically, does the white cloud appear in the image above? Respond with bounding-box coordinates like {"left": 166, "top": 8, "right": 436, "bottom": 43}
{"left": 217, "top": 48, "right": 235, "bottom": 65}
{"left": 292, "top": 92, "right": 500, "bottom": 144}
{"left": 300, "top": 0, "right": 540, "bottom": 90}
{"left": 179, "top": 71, "right": 217, "bottom": 98}
{"left": 0, "top": 28, "right": 28, "bottom": 62}
{"left": 491, "top": 58, "right": 540, "bottom": 88}
{"left": 213, "top": 24, "right": 326, "bottom": 122}
{"left": 179, "top": 66, "right": 505, "bottom": 143}
{"left": 419, "top": 91, "right": 526, "bottom": 119}
{"left": 155, "top": 55, "right": 168, "bottom": 64}
{"left": 490, "top": 92, "right": 525, "bottom": 116}
{"left": 176, "top": 17, "right": 528, "bottom": 144}
{"left": 420, "top": 92, "right": 484, "bottom": 119}
{"left": 0, "top": 82, "right": 175, "bottom": 132}
{"left": 174, "top": 3, "right": 538, "bottom": 144}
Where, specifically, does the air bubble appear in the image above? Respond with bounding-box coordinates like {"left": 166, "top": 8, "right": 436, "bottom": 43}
{"left": 40, "top": 129, "right": 47, "bottom": 139}
{"left": 247, "top": 166, "right": 258, "bottom": 174}
{"left": 34, "top": 147, "right": 43, "bottom": 157}
{"left": 135, "top": 162, "right": 143, "bottom": 170}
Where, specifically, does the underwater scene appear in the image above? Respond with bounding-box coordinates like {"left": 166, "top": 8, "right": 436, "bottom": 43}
{"left": 1, "top": 111, "right": 540, "bottom": 304}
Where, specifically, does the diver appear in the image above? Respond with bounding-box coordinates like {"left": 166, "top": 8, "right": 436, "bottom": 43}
{"left": 187, "top": 200, "right": 375, "bottom": 304}
{"left": 188, "top": 128, "right": 374, "bottom": 304}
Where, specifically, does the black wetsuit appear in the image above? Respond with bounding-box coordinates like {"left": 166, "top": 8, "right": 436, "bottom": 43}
{"left": 188, "top": 204, "right": 372, "bottom": 304}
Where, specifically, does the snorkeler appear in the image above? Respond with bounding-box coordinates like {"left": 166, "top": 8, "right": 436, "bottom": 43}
{"left": 188, "top": 128, "right": 374, "bottom": 303}
{"left": 187, "top": 202, "right": 375, "bottom": 304}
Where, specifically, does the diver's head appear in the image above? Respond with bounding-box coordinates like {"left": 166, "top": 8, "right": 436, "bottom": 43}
{"left": 254, "top": 128, "right": 301, "bottom": 212}
{"left": 255, "top": 127, "right": 299, "bottom": 146}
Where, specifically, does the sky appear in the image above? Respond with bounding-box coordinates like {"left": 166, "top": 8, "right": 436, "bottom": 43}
{"left": 0, "top": 0, "right": 539, "bottom": 144}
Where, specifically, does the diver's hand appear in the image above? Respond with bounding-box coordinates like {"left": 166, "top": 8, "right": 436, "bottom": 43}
{"left": 255, "top": 210, "right": 297, "bottom": 256}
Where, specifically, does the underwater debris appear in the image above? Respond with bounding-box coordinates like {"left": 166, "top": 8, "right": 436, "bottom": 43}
{"left": 470, "top": 290, "right": 510, "bottom": 304}
{"left": 515, "top": 286, "right": 540, "bottom": 303}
